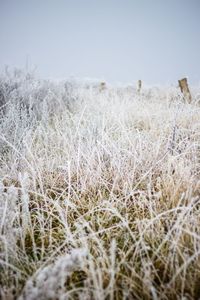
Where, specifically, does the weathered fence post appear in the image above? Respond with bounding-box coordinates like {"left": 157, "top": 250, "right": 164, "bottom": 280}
{"left": 100, "top": 82, "right": 106, "bottom": 92}
{"left": 137, "top": 80, "right": 142, "bottom": 93}
{"left": 178, "top": 78, "right": 192, "bottom": 103}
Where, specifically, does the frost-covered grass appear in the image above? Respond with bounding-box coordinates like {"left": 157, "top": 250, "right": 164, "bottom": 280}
{"left": 0, "top": 69, "right": 200, "bottom": 299}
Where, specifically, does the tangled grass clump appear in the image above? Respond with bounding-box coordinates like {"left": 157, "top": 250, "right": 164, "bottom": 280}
{"left": 0, "top": 69, "right": 200, "bottom": 299}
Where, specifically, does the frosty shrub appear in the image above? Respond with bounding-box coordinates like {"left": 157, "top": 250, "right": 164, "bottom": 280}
{"left": 19, "top": 248, "right": 87, "bottom": 300}
{"left": 0, "top": 68, "right": 81, "bottom": 161}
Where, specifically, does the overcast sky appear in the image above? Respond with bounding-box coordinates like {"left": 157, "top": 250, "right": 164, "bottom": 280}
{"left": 0, "top": 0, "right": 199, "bottom": 84}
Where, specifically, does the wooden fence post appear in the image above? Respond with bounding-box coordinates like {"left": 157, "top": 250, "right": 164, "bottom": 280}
{"left": 100, "top": 82, "right": 106, "bottom": 92}
{"left": 137, "top": 80, "right": 142, "bottom": 93}
{"left": 178, "top": 78, "right": 192, "bottom": 103}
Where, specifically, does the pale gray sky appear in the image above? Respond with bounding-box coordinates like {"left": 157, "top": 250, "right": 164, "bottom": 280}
{"left": 0, "top": 0, "right": 200, "bottom": 84}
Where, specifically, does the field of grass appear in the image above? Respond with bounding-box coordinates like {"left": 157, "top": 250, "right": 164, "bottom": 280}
{"left": 0, "top": 69, "right": 200, "bottom": 299}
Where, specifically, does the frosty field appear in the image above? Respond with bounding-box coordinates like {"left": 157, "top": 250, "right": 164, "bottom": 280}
{"left": 0, "top": 69, "right": 200, "bottom": 299}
